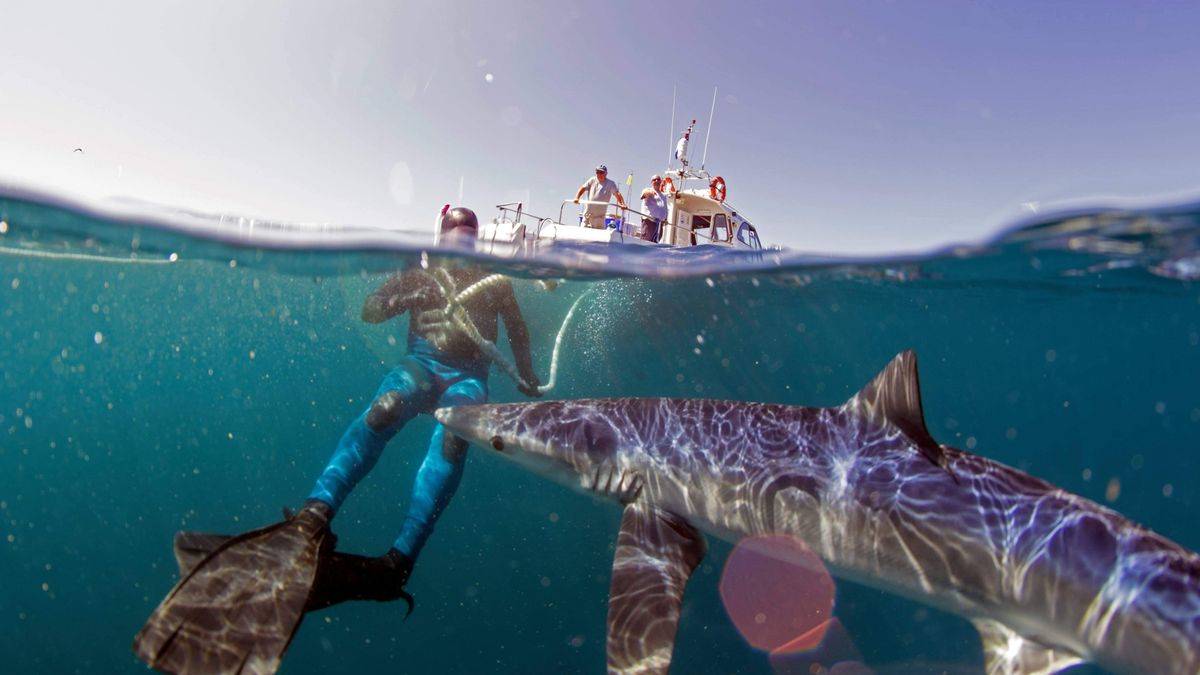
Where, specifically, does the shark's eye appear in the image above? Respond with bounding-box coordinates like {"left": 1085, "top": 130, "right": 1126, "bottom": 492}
{"left": 490, "top": 436, "right": 505, "bottom": 451}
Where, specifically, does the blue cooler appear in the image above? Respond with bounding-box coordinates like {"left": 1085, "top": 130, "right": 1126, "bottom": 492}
{"left": 604, "top": 216, "right": 625, "bottom": 232}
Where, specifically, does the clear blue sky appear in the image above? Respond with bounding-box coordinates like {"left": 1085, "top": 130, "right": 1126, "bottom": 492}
{"left": 2, "top": 0, "right": 1198, "bottom": 252}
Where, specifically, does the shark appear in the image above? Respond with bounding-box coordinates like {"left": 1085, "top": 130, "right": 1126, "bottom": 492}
{"left": 435, "top": 351, "right": 1200, "bottom": 675}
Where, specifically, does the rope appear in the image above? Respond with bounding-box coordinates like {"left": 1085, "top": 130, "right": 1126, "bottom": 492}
{"left": 426, "top": 269, "right": 583, "bottom": 394}
{"left": 0, "top": 246, "right": 178, "bottom": 265}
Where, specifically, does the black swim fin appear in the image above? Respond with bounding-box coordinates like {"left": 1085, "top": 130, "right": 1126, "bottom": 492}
{"left": 133, "top": 503, "right": 332, "bottom": 675}
{"left": 308, "top": 547, "right": 414, "bottom": 616}
{"left": 173, "top": 529, "right": 415, "bottom": 617}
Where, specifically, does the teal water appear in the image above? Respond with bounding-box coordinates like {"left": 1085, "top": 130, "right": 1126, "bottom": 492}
{"left": 2, "top": 191, "right": 1199, "bottom": 674}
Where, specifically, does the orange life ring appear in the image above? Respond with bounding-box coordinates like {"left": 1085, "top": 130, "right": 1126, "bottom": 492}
{"left": 709, "top": 176, "right": 727, "bottom": 202}
{"left": 660, "top": 176, "right": 676, "bottom": 194}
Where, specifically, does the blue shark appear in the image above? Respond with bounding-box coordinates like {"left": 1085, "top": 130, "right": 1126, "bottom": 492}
{"left": 436, "top": 351, "right": 1200, "bottom": 675}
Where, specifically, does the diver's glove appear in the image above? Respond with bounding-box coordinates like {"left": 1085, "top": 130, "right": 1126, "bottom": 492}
{"left": 517, "top": 374, "right": 543, "bottom": 398}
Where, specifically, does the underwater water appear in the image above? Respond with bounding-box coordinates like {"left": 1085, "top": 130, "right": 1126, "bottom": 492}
{"left": 2, "top": 188, "right": 1199, "bottom": 674}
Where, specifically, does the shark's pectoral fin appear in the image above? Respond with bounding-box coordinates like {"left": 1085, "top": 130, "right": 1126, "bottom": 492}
{"left": 972, "top": 618, "right": 1084, "bottom": 675}
{"left": 606, "top": 503, "right": 707, "bottom": 675}
{"left": 845, "top": 350, "right": 949, "bottom": 471}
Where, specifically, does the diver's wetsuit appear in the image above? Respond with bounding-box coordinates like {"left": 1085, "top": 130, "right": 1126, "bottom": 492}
{"left": 308, "top": 265, "right": 537, "bottom": 561}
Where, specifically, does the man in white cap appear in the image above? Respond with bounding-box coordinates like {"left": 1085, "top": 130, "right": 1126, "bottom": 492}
{"left": 573, "top": 164, "right": 626, "bottom": 229}
{"left": 638, "top": 174, "right": 668, "bottom": 242}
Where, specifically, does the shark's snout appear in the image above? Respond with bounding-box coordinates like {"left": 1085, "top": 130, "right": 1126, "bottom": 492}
{"left": 435, "top": 401, "right": 618, "bottom": 481}
{"left": 432, "top": 407, "right": 453, "bottom": 426}
{"left": 434, "top": 406, "right": 492, "bottom": 446}
{"left": 435, "top": 403, "right": 528, "bottom": 459}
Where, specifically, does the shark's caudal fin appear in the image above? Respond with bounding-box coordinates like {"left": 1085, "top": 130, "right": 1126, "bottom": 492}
{"left": 972, "top": 618, "right": 1084, "bottom": 675}
{"left": 844, "top": 350, "right": 948, "bottom": 470}
{"left": 607, "top": 503, "right": 707, "bottom": 675}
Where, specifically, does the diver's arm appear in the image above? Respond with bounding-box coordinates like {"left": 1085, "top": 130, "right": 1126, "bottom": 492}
{"left": 362, "top": 272, "right": 414, "bottom": 323}
{"left": 496, "top": 281, "right": 539, "bottom": 391}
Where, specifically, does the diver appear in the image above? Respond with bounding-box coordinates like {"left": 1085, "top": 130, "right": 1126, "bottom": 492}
{"left": 134, "top": 207, "right": 543, "bottom": 674}
{"left": 305, "top": 205, "right": 542, "bottom": 602}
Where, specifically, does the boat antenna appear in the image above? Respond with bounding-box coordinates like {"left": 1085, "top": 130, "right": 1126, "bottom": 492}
{"left": 701, "top": 85, "right": 717, "bottom": 170}
{"left": 666, "top": 84, "right": 677, "bottom": 171}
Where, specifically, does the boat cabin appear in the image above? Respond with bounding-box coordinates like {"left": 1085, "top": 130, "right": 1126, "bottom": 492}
{"left": 661, "top": 186, "right": 761, "bottom": 249}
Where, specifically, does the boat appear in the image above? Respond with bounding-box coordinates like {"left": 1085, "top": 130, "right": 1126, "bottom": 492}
{"left": 469, "top": 97, "right": 766, "bottom": 253}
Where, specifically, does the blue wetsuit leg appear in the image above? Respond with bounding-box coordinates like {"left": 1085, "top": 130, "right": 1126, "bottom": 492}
{"left": 308, "top": 362, "right": 436, "bottom": 513}
{"left": 392, "top": 375, "right": 488, "bottom": 560}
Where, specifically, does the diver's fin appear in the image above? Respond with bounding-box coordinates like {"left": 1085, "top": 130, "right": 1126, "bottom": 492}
{"left": 173, "top": 531, "right": 232, "bottom": 577}
{"left": 606, "top": 503, "right": 707, "bottom": 675}
{"left": 307, "top": 548, "right": 415, "bottom": 617}
{"left": 133, "top": 505, "right": 330, "bottom": 675}
{"left": 172, "top": 531, "right": 416, "bottom": 617}
{"left": 972, "top": 618, "right": 1084, "bottom": 675}
{"left": 844, "top": 350, "right": 947, "bottom": 469}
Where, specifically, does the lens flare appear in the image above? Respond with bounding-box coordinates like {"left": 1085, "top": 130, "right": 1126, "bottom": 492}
{"left": 719, "top": 534, "right": 836, "bottom": 653}
{"left": 767, "top": 619, "right": 868, "bottom": 674}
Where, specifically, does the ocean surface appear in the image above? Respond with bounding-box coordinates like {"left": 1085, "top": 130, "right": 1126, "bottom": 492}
{"left": 2, "top": 186, "right": 1199, "bottom": 674}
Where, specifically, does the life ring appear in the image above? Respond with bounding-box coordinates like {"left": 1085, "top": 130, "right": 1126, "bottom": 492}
{"left": 660, "top": 176, "right": 676, "bottom": 194}
{"left": 709, "top": 176, "right": 727, "bottom": 202}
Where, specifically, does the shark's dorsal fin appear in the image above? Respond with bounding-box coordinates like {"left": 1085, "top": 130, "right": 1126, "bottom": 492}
{"left": 845, "top": 350, "right": 947, "bottom": 470}
{"left": 607, "top": 503, "right": 707, "bottom": 675}
{"left": 972, "top": 618, "right": 1084, "bottom": 675}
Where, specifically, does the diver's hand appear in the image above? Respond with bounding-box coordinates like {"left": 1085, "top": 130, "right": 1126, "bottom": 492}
{"left": 517, "top": 378, "right": 543, "bottom": 398}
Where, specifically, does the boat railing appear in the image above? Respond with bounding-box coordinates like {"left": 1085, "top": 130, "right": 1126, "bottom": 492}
{"left": 492, "top": 199, "right": 757, "bottom": 249}
{"left": 546, "top": 200, "right": 638, "bottom": 243}
{"left": 494, "top": 202, "right": 555, "bottom": 227}
{"left": 552, "top": 200, "right": 750, "bottom": 247}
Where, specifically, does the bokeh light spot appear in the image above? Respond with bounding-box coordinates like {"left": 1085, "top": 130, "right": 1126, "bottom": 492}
{"left": 388, "top": 161, "right": 414, "bottom": 206}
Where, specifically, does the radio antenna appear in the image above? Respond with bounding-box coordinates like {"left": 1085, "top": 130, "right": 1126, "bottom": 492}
{"left": 701, "top": 86, "right": 718, "bottom": 170}
{"left": 666, "top": 84, "right": 677, "bottom": 170}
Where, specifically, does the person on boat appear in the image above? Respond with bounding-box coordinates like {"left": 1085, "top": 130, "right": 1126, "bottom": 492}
{"left": 573, "top": 164, "right": 626, "bottom": 229}
{"left": 134, "top": 207, "right": 544, "bottom": 670}
{"left": 638, "top": 174, "right": 668, "bottom": 243}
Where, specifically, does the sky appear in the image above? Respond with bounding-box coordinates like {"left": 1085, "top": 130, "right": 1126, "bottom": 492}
{"left": 2, "top": 0, "right": 1199, "bottom": 253}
